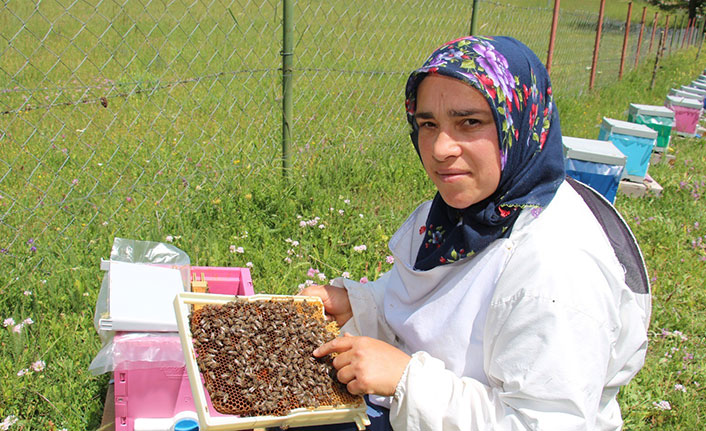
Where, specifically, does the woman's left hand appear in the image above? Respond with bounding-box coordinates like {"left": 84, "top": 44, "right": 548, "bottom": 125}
{"left": 313, "top": 333, "right": 411, "bottom": 396}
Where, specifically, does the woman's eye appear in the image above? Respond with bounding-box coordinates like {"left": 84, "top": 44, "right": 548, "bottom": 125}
{"left": 463, "top": 118, "right": 480, "bottom": 127}
{"left": 419, "top": 121, "right": 437, "bottom": 129}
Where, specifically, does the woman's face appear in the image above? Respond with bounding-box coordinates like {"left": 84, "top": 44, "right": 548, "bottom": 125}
{"left": 415, "top": 74, "right": 502, "bottom": 209}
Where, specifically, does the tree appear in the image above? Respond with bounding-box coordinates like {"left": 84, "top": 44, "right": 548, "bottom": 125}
{"left": 647, "top": 0, "right": 704, "bottom": 19}
{"left": 688, "top": 0, "right": 704, "bottom": 19}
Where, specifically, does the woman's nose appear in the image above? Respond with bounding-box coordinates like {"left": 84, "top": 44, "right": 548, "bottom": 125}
{"left": 432, "top": 130, "right": 462, "bottom": 161}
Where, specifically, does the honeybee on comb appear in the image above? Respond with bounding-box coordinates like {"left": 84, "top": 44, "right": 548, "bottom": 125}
{"left": 189, "top": 299, "right": 359, "bottom": 417}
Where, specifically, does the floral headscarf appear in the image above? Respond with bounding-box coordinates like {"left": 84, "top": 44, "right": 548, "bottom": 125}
{"left": 405, "top": 36, "right": 565, "bottom": 271}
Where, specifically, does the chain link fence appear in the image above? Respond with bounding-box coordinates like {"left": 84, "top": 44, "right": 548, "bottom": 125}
{"left": 0, "top": 0, "right": 699, "bottom": 285}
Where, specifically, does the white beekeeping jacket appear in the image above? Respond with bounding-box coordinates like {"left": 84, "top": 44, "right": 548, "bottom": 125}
{"left": 334, "top": 181, "right": 650, "bottom": 431}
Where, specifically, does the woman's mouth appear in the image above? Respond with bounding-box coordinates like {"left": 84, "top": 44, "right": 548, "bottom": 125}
{"left": 436, "top": 170, "right": 469, "bottom": 182}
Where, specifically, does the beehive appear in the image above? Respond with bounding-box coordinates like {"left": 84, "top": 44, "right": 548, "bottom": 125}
{"left": 173, "top": 292, "right": 370, "bottom": 431}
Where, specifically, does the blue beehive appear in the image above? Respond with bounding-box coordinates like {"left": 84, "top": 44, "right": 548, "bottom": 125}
{"left": 598, "top": 118, "right": 657, "bottom": 182}
{"left": 562, "top": 136, "right": 626, "bottom": 203}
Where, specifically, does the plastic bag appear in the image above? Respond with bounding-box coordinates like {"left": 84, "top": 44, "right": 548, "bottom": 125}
{"left": 565, "top": 158, "right": 624, "bottom": 204}
{"left": 630, "top": 113, "right": 674, "bottom": 149}
{"left": 89, "top": 332, "right": 186, "bottom": 375}
{"left": 89, "top": 237, "right": 190, "bottom": 375}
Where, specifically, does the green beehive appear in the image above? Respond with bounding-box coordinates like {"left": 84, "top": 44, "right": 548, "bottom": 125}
{"left": 627, "top": 104, "right": 675, "bottom": 152}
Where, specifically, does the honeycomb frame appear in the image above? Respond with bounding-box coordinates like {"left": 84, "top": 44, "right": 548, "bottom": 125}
{"left": 173, "top": 292, "right": 370, "bottom": 431}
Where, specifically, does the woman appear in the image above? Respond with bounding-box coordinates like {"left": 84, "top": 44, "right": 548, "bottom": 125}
{"left": 303, "top": 36, "right": 651, "bottom": 430}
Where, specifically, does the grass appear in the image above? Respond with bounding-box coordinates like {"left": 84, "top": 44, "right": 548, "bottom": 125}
{"left": 0, "top": 0, "right": 705, "bottom": 429}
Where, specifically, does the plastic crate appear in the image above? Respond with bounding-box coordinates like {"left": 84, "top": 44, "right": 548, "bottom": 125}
{"left": 113, "top": 334, "right": 220, "bottom": 431}
{"left": 598, "top": 118, "right": 657, "bottom": 182}
{"left": 627, "top": 104, "right": 675, "bottom": 152}
{"left": 113, "top": 266, "right": 253, "bottom": 431}
{"left": 190, "top": 266, "right": 254, "bottom": 296}
{"left": 562, "top": 136, "right": 626, "bottom": 203}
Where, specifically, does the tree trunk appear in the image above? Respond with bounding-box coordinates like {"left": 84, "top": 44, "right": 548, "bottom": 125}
{"left": 689, "top": 0, "right": 701, "bottom": 20}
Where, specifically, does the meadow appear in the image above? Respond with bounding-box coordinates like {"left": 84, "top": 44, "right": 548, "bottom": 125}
{"left": 1, "top": 0, "right": 705, "bottom": 429}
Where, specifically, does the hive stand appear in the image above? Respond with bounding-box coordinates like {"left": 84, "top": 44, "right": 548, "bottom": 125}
{"left": 618, "top": 174, "right": 664, "bottom": 198}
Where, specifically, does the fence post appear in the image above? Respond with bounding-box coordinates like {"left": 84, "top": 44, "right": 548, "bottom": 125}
{"left": 664, "top": 15, "right": 677, "bottom": 52}
{"left": 681, "top": 18, "right": 692, "bottom": 49}
{"left": 696, "top": 17, "right": 705, "bottom": 47}
{"left": 546, "top": 0, "right": 561, "bottom": 75}
{"left": 281, "top": 0, "right": 293, "bottom": 177}
{"left": 682, "top": 17, "right": 692, "bottom": 48}
{"left": 470, "top": 0, "right": 480, "bottom": 35}
{"left": 663, "top": 15, "right": 670, "bottom": 56}
{"left": 650, "top": 30, "right": 665, "bottom": 90}
{"left": 589, "top": 0, "right": 606, "bottom": 90}
{"left": 696, "top": 19, "right": 706, "bottom": 61}
{"left": 634, "top": 7, "right": 647, "bottom": 68}
{"left": 619, "top": 2, "right": 632, "bottom": 79}
{"left": 648, "top": 12, "right": 658, "bottom": 53}
{"left": 670, "top": 16, "right": 682, "bottom": 54}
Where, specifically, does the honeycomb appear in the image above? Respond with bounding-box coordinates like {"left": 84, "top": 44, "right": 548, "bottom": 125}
{"left": 189, "top": 298, "right": 361, "bottom": 417}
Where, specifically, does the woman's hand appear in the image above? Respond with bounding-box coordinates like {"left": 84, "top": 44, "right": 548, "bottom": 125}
{"left": 314, "top": 333, "right": 411, "bottom": 396}
{"left": 299, "top": 284, "right": 353, "bottom": 327}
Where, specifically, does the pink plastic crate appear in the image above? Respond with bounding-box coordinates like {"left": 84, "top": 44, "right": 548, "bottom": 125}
{"left": 113, "top": 266, "right": 252, "bottom": 431}
{"left": 190, "top": 266, "right": 254, "bottom": 296}
{"left": 113, "top": 335, "right": 227, "bottom": 431}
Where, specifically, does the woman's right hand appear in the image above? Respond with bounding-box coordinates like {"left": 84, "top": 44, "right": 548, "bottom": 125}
{"left": 299, "top": 284, "right": 353, "bottom": 327}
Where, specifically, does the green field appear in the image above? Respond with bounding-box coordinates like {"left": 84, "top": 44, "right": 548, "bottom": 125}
{"left": 1, "top": 0, "right": 705, "bottom": 429}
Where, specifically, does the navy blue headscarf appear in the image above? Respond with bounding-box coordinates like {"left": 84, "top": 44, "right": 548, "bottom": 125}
{"left": 405, "top": 36, "right": 565, "bottom": 271}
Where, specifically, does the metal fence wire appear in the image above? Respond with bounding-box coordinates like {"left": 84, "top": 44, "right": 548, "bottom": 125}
{"left": 0, "top": 0, "right": 700, "bottom": 285}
